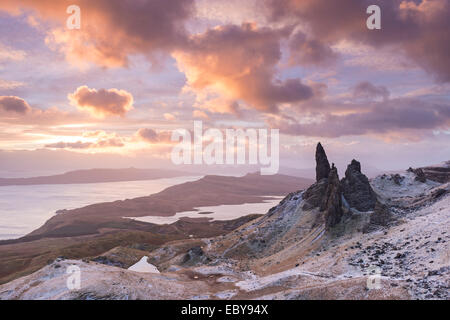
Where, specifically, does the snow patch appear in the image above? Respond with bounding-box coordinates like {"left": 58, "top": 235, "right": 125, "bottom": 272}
{"left": 127, "top": 256, "right": 160, "bottom": 274}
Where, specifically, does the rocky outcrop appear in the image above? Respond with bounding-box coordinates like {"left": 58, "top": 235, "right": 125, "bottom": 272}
{"left": 181, "top": 246, "right": 210, "bottom": 266}
{"left": 321, "top": 164, "right": 344, "bottom": 228}
{"left": 341, "top": 159, "right": 377, "bottom": 212}
{"left": 304, "top": 144, "right": 383, "bottom": 228}
{"left": 409, "top": 164, "right": 450, "bottom": 183}
{"left": 315, "top": 142, "right": 331, "bottom": 182}
{"left": 303, "top": 143, "right": 331, "bottom": 210}
{"left": 408, "top": 167, "right": 427, "bottom": 183}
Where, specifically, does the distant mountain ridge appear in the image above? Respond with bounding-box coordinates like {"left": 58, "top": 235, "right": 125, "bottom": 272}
{"left": 0, "top": 168, "right": 189, "bottom": 186}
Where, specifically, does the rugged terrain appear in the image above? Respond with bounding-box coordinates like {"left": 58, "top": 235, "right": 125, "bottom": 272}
{"left": 0, "top": 173, "right": 311, "bottom": 285}
{"left": 0, "top": 145, "right": 448, "bottom": 300}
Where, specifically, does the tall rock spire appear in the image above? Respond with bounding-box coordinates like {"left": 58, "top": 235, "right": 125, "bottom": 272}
{"left": 315, "top": 142, "right": 331, "bottom": 182}
{"left": 321, "top": 164, "right": 344, "bottom": 228}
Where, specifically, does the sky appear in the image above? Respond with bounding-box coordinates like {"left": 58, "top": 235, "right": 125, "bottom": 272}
{"left": 0, "top": 0, "right": 449, "bottom": 176}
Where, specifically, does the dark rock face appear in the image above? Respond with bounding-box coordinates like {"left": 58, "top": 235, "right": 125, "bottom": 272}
{"left": 363, "top": 201, "right": 391, "bottom": 233}
{"left": 321, "top": 165, "right": 344, "bottom": 228}
{"left": 315, "top": 142, "right": 331, "bottom": 182}
{"left": 302, "top": 179, "right": 328, "bottom": 210}
{"left": 302, "top": 144, "right": 381, "bottom": 229}
{"left": 341, "top": 159, "right": 377, "bottom": 212}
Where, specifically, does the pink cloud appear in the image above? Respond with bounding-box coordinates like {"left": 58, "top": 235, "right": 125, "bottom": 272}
{"left": 68, "top": 86, "right": 134, "bottom": 118}
{"left": 174, "top": 23, "right": 313, "bottom": 114}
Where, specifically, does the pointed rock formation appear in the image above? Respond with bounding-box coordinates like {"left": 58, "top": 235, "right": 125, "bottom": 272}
{"left": 302, "top": 142, "right": 330, "bottom": 210}
{"left": 341, "top": 159, "right": 377, "bottom": 212}
{"left": 315, "top": 142, "right": 331, "bottom": 182}
{"left": 321, "top": 164, "right": 344, "bottom": 228}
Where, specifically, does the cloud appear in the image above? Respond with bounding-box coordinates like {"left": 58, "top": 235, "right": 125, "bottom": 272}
{"left": 0, "top": 0, "right": 195, "bottom": 68}
{"left": 353, "top": 81, "right": 390, "bottom": 101}
{"left": 267, "top": 97, "right": 450, "bottom": 139}
{"left": 0, "top": 96, "right": 91, "bottom": 127}
{"left": 0, "top": 79, "right": 25, "bottom": 89}
{"left": 266, "top": 0, "right": 450, "bottom": 82}
{"left": 0, "top": 96, "right": 31, "bottom": 113}
{"left": 174, "top": 23, "right": 313, "bottom": 114}
{"left": 288, "top": 31, "right": 338, "bottom": 67}
{"left": 45, "top": 134, "right": 125, "bottom": 150}
{"left": 68, "top": 86, "right": 134, "bottom": 118}
{"left": 136, "top": 128, "right": 173, "bottom": 144}
{"left": 163, "top": 113, "right": 176, "bottom": 121}
{"left": 0, "top": 43, "right": 26, "bottom": 62}
{"left": 193, "top": 110, "right": 210, "bottom": 119}
{"left": 45, "top": 141, "right": 92, "bottom": 149}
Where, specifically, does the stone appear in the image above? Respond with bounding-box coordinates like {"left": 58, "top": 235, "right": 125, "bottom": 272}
{"left": 302, "top": 179, "right": 328, "bottom": 210}
{"left": 341, "top": 159, "right": 377, "bottom": 212}
{"left": 321, "top": 164, "right": 344, "bottom": 228}
{"left": 315, "top": 142, "right": 331, "bottom": 182}
{"left": 408, "top": 167, "right": 427, "bottom": 183}
{"left": 363, "top": 201, "right": 392, "bottom": 233}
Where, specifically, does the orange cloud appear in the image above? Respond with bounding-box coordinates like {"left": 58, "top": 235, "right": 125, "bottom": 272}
{"left": 163, "top": 113, "right": 176, "bottom": 121}
{"left": 0, "top": 0, "right": 194, "bottom": 68}
{"left": 68, "top": 86, "right": 134, "bottom": 118}
{"left": 174, "top": 23, "right": 313, "bottom": 114}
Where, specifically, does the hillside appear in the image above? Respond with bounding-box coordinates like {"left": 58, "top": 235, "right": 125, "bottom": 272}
{"left": 0, "top": 173, "right": 312, "bottom": 285}
{"left": 0, "top": 146, "right": 448, "bottom": 299}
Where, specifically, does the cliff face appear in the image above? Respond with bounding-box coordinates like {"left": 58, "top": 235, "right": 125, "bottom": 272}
{"left": 341, "top": 160, "right": 377, "bottom": 212}
{"left": 321, "top": 165, "right": 344, "bottom": 228}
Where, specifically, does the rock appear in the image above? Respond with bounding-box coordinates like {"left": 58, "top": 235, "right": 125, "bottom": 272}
{"left": 391, "top": 174, "right": 404, "bottom": 185}
{"left": 321, "top": 164, "right": 344, "bottom": 228}
{"left": 315, "top": 142, "right": 331, "bottom": 182}
{"left": 363, "top": 201, "right": 392, "bottom": 233}
{"left": 421, "top": 165, "right": 450, "bottom": 183}
{"left": 302, "top": 179, "right": 328, "bottom": 210}
{"left": 341, "top": 159, "right": 377, "bottom": 212}
{"left": 408, "top": 167, "right": 427, "bottom": 183}
{"left": 302, "top": 142, "right": 331, "bottom": 210}
{"left": 181, "top": 246, "right": 210, "bottom": 266}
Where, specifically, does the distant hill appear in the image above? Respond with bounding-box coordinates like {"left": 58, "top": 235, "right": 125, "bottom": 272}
{"left": 0, "top": 168, "right": 189, "bottom": 186}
